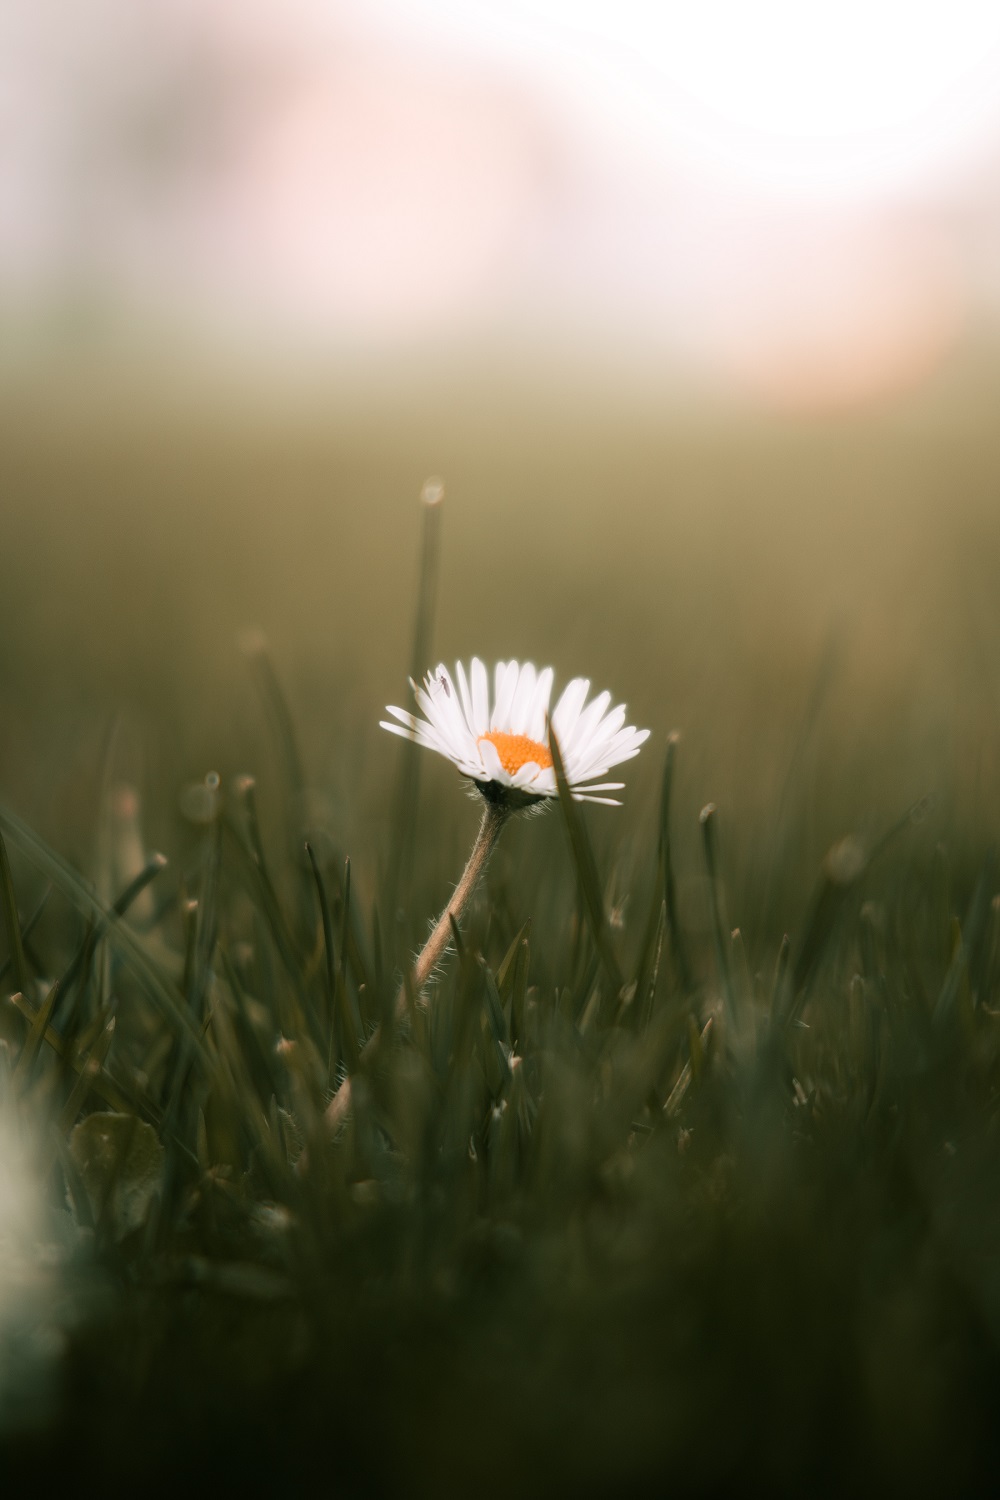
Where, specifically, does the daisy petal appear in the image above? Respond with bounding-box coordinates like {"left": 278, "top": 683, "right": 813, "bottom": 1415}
{"left": 583, "top": 702, "right": 628, "bottom": 751}
{"left": 567, "top": 690, "right": 612, "bottom": 755}
{"left": 551, "top": 677, "right": 590, "bottom": 741}
{"left": 509, "top": 662, "right": 537, "bottom": 734}
{"left": 471, "top": 658, "right": 490, "bottom": 735}
{"left": 477, "top": 736, "right": 509, "bottom": 784}
{"left": 526, "top": 666, "right": 554, "bottom": 743}
{"left": 453, "top": 660, "right": 474, "bottom": 733}
{"left": 566, "top": 708, "right": 628, "bottom": 775}
{"left": 577, "top": 726, "right": 650, "bottom": 778}
{"left": 492, "top": 660, "right": 518, "bottom": 731}
{"left": 512, "top": 759, "right": 543, "bottom": 787}
{"left": 428, "top": 667, "right": 476, "bottom": 756}
{"left": 413, "top": 684, "right": 463, "bottom": 757}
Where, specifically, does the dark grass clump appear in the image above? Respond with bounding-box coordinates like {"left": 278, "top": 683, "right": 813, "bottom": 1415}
{"left": 2, "top": 656, "right": 1000, "bottom": 1498}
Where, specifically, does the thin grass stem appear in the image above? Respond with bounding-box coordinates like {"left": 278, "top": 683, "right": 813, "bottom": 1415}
{"left": 384, "top": 479, "right": 445, "bottom": 952}
{"left": 320, "top": 796, "right": 509, "bottom": 1137}
{"left": 700, "top": 803, "right": 737, "bottom": 1026}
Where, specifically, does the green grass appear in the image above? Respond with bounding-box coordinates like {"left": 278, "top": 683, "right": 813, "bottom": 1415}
{"left": 2, "top": 362, "right": 1000, "bottom": 1493}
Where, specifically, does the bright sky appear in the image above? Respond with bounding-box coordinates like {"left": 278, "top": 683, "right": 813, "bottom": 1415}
{"left": 5, "top": 0, "right": 1000, "bottom": 408}
{"left": 368, "top": 0, "right": 1000, "bottom": 196}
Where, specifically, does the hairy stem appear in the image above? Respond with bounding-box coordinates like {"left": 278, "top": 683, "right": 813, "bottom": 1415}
{"left": 401, "top": 798, "right": 509, "bottom": 1010}
{"left": 322, "top": 798, "right": 510, "bottom": 1135}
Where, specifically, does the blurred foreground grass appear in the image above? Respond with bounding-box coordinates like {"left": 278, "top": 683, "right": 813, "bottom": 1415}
{"left": 2, "top": 353, "right": 1000, "bottom": 1492}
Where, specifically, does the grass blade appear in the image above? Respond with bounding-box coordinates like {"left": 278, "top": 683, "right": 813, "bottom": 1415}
{"left": 663, "top": 1016, "right": 714, "bottom": 1118}
{"left": 0, "top": 806, "right": 207, "bottom": 1060}
{"left": 549, "top": 723, "right": 623, "bottom": 995}
{"left": 0, "top": 882, "right": 50, "bottom": 990}
{"left": 658, "top": 732, "right": 694, "bottom": 997}
{"left": 337, "top": 858, "right": 362, "bottom": 1073}
{"left": 638, "top": 901, "right": 666, "bottom": 1034}
{"left": 509, "top": 929, "right": 531, "bottom": 1050}
{"left": 479, "top": 955, "right": 512, "bottom": 1086}
{"left": 56, "top": 853, "right": 168, "bottom": 1017}
{"left": 0, "top": 826, "right": 30, "bottom": 1003}
{"left": 635, "top": 733, "right": 692, "bottom": 1010}
{"left": 769, "top": 933, "right": 791, "bottom": 1020}
{"left": 777, "top": 835, "right": 868, "bottom": 1027}
{"left": 700, "top": 804, "right": 737, "bottom": 1025}
{"left": 305, "top": 841, "right": 336, "bottom": 1029}
{"left": 58, "top": 1011, "right": 116, "bottom": 1131}
{"left": 8, "top": 989, "right": 155, "bottom": 1122}
{"left": 383, "top": 479, "right": 445, "bottom": 954}
{"left": 934, "top": 851, "right": 995, "bottom": 1024}
{"left": 496, "top": 918, "right": 531, "bottom": 999}
{"left": 241, "top": 636, "right": 306, "bottom": 814}
{"left": 11, "top": 980, "right": 60, "bottom": 1088}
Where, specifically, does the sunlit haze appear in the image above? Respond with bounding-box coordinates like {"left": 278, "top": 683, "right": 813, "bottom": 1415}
{"left": 3, "top": 0, "right": 1000, "bottom": 405}
{"left": 372, "top": 0, "right": 1000, "bottom": 194}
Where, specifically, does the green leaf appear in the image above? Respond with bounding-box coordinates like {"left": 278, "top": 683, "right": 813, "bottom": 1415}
{"left": 68, "top": 1110, "right": 164, "bottom": 1241}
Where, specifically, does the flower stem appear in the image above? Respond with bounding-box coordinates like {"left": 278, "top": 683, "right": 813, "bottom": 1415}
{"left": 321, "top": 798, "right": 510, "bottom": 1136}
{"left": 399, "top": 797, "right": 509, "bottom": 1012}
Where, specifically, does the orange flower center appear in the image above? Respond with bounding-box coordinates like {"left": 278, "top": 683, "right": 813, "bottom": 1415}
{"left": 477, "top": 731, "right": 553, "bottom": 776}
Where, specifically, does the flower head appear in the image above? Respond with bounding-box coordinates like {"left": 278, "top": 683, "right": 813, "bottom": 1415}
{"left": 381, "top": 658, "right": 650, "bottom": 806}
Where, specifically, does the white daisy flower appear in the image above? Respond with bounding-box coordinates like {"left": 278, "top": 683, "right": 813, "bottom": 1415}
{"left": 381, "top": 658, "right": 650, "bottom": 806}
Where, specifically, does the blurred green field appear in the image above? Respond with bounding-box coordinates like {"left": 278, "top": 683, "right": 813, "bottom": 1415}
{"left": 3, "top": 348, "right": 1000, "bottom": 1493}
{"left": 3, "top": 350, "right": 1000, "bottom": 927}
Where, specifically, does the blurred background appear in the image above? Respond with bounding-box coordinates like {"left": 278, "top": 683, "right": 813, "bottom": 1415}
{"left": 3, "top": 0, "right": 1000, "bottom": 937}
